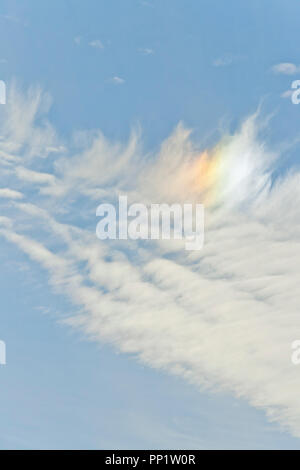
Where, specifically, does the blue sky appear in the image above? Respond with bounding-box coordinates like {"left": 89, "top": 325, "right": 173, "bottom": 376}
{"left": 1, "top": 0, "right": 300, "bottom": 449}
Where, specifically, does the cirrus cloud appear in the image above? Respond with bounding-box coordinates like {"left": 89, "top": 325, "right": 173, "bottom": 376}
{"left": 1, "top": 84, "right": 300, "bottom": 439}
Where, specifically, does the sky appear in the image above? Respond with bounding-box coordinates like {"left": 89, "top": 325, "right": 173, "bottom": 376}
{"left": 0, "top": 0, "right": 300, "bottom": 450}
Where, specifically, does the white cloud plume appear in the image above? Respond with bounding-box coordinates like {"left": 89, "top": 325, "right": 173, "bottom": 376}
{"left": 272, "top": 63, "right": 300, "bottom": 75}
{"left": 1, "top": 85, "right": 300, "bottom": 440}
{"left": 15, "top": 166, "right": 57, "bottom": 187}
{"left": 0, "top": 188, "right": 23, "bottom": 199}
{"left": 0, "top": 83, "right": 59, "bottom": 162}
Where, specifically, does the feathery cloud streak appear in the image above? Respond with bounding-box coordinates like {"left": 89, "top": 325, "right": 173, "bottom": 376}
{"left": 1, "top": 84, "right": 300, "bottom": 437}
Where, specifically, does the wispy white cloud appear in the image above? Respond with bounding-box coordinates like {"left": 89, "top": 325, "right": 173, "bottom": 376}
{"left": 0, "top": 14, "right": 28, "bottom": 27}
{"left": 110, "top": 76, "right": 125, "bottom": 85}
{"left": 1, "top": 85, "right": 300, "bottom": 440}
{"left": 138, "top": 48, "right": 154, "bottom": 55}
{"left": 0, "top": 83, "right": 59, "bottom": 161}
{"left": 0, "top": 14, "right": 21, "bottom": 23}
{"left": 281, "top": 89, "right": 293, "bottom": 99}
{"left": 272, "top": 62, "right": 300, "bottom": 75}
{"left": 15, "top": 167, "right": 56, "bottom": 185}
{"left": 89, "top": 39, "right": 104, "bottom": 50}
{"left": 213, "top": 53, "right": 244, "bottom": 67}
{"left": 0, "top": 216, "right": 13, "bottom": 227}
{"left": 0, "top": 188, "right": 23, "bottom": 199}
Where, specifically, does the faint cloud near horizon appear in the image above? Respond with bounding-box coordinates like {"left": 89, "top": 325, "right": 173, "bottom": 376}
{"left": 272, "top": 62, "right": 300, "bottom": 75}
{"left": 74, "top": 36, "right": 82, "bottom": 45}
{"left": 139, "top": 1, "right": 154, "bottom": 7}
{"left": 89, "top": 39, "right": 104, "bottom": 50}
{"left": 138, "top": 48, "right": 154, "bottom": 56}
{"left": 110, "top": 76, "right": 125, "bottom": 85}
{"left": 0, "top": 14, "right": 27, "bottom": 26}
{"left": 212, "top": 53, "right": 244, "bottom": 67}
{"left": 0, "top": 14, "right": 20, "bottom": 23}
{"left": 74, "top": 37, "right": 105, "bottom": 50}
{"left": 281, "top": 89, "right": 293, "bottom": 99}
